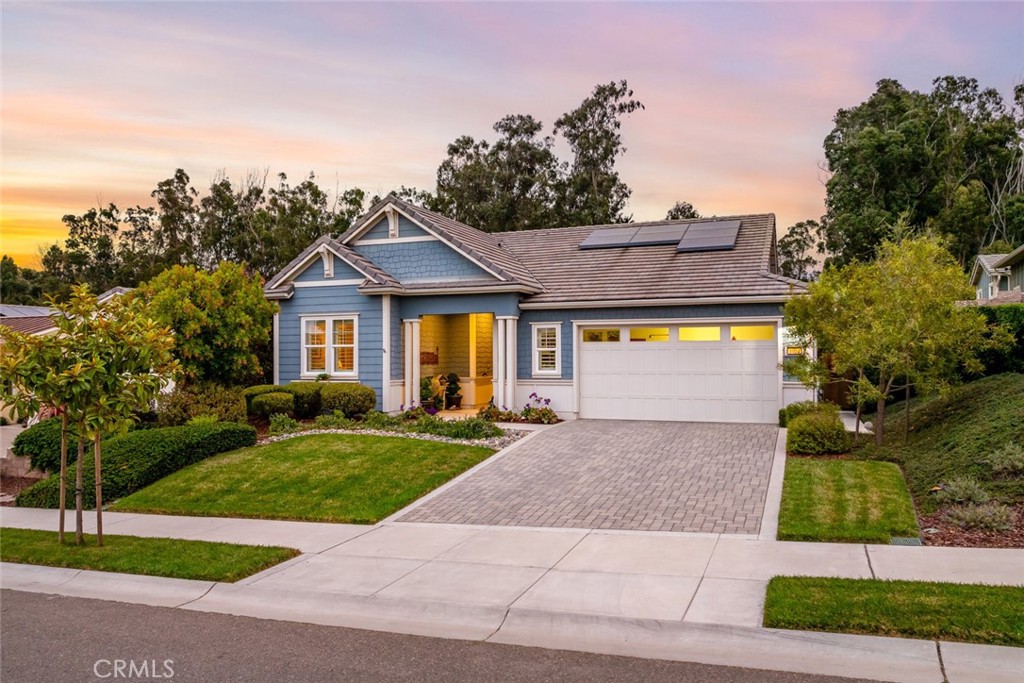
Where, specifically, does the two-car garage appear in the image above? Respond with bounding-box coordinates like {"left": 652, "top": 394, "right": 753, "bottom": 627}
{"left": 577, "top": 321, "right": 781, "bottom": 424}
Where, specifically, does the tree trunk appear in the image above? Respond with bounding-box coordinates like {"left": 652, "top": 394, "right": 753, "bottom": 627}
{"left": 854, "top": 402, "right": 863, "bottom": 444}
{"left": 874, "top": 396, "right": 886, "bottom": 446}
{"left": 58, "top": 413, "right": 68, "bottom": 545}
{"left": 903, "top": 385, "right": 911, "bottom": 444}
{"left": 74, "top": 436, "right": 85, "bottom": 546}
{"left": 93, "top": 432, "right": 103, "bottom": 547}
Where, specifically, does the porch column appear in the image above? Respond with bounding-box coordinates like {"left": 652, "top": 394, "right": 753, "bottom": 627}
{"left": 504, "top": 316, "right": 517, "bottom": 410}
{"left": 493, "top": 316, "right": 517, "bottom": 409}
{"left": 493, "top": 318, "right": 506, "bottom": 408}
{"left": 403, "top": 318, "right": 421, "bottom": 408}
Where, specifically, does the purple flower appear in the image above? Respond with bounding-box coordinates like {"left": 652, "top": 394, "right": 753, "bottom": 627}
{"left": 529, "top": 392, "right": 538, "bottom": 399}
{"left": 544, "top": 398, "right": 551, "bottom": 406}
{"left": 425, "top": 406, "right": 438, "bottom": 415}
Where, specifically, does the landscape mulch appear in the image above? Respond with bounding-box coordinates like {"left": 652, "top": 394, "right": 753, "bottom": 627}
{"left": 920, "top": 504, "right": 1024, "bottom": 549}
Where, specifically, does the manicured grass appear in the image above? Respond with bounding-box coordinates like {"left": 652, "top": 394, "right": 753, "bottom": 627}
{"left": 112, "top": 433, "right": 495, "bottom": 524}
{"left": 859, "top": 373, "right": 1024, "bottom": 511}
{"left": 778, "top": 459, "right": 919, "bottom": 543}
{"left": 0, "top": 527, "right": 298, "bottom": 582}
{"left": 764, "top": 577, "right": 1024, "bottom": 647}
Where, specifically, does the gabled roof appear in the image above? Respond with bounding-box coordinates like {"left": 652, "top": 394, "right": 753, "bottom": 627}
{"left": 995, "top": 244, "right": 1024, "bottom": 270}
{"left": 497, "top": 214, "right": 805, "bottom": 306}
{"left": 970, "top": 253, "right": 1010, "bottom": 285}
{"left": 263, "top": 234, "right": 402, "bottom": 298}
{"left": 339, "top": 195, "right": 544, "bottom": 293}
{"left": 97, "top": 286, "right": 133, "bottom": 304}
{"left": 0, "top": 304, "right": 53, "bottom": 318}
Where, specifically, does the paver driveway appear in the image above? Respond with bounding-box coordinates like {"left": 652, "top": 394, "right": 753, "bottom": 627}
{"left": 398, "top": 420, "right": 779, "bottom": 534}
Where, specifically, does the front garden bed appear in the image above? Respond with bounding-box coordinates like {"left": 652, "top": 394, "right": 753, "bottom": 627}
{"left": 764, "top": 576, "right": 1024, "bottom": 647}
{"left": 0, "top": 527, "right": 298, "bottom": 582}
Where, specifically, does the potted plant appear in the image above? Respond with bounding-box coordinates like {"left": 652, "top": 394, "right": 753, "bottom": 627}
{"left": 445, "top": 373, "right": 463, "bottom": 409}
{"left": 419, "top": 376, "right": 435, "bottom": 409}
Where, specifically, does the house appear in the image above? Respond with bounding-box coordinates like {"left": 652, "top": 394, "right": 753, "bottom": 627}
{"left": 264, "top": 195, "right": 812, "bottom": 423}
{"left": 969, "top": 247, "right": 1024, "bottom": 305}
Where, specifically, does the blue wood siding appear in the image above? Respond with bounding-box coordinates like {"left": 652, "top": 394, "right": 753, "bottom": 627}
{"left": 292, "top": 253, "right": 364, "bottom": 283}
{"left": 358, "top": 215, "right": 432, "bottom": 241}
{"left": 516, "top": 303, "right": 785, "bottom": 380}
{"left": 1008, "top": 262, "right": 1023, "bottom": 292}
{"left": 278, "top": 285, "right": 384, "bottom": 409}
{"left": 399, "top": 293, "right": 520, "bottom": 319}
{"left": 355, "top": 241, "right": 493, "bottom": 282}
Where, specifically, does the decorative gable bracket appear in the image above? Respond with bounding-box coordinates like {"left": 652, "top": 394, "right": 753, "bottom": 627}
{"left": 385, "top": 205, "right": 400, "bottom": 239}
{"left": 318, "top": 246, "right": 334, "bottom": 278}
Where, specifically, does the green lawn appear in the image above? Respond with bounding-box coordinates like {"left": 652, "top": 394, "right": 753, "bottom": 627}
{"left": 0, "top": 527, "right": 298, "bottom": 582}
{"left": 778, "top": 458, "right": 919, "bottom": 543}
{"left": 112, "top": 433, "right": 495, "bottom": 523}
{"left": 764, "top": 577, "right": 1024, "bottom": 647}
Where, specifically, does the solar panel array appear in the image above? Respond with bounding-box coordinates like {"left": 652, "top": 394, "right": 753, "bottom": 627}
{"left": 578, "top": 219, "right": 741, "bottom": 252}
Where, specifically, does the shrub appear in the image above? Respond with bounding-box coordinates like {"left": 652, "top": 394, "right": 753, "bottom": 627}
{"left": 17, "top": 422, "right": 257, "bottom": 509}
{"left": 269, "top": 413, "right": 302, "bottom": 435}
{"left": 476, "top": 403, "right": 500, "bottom": 421}
{"left": 935, "top": 476, "right": 990, "bottom": 506}
{"left": 313, "top": 411, "right": 355, "bottom": 430}
{"left": 786, "top": 411, "right": 851, "bottom": 455}
{"left": 409, "top": 416, "right": 503, "bottom": 440}
{"left": 242, "top": 385, "right": 284, "bottom": 413}
{"left": 320, "top": 383, "right": 376, "bottom": 417}
{"left": 360, "top": 410, "right": 405, "bottom": 431}
{"left": 943, "top": 502, "right": 1014, "bottom": 531}
{"left": 283, "top": 382, "right": 322, "bottom": 419}
{"left": 12, "top": 418, "right": 65, "bottom": 473}
{"left": 250, "top": 392, "right": 294, "bottom": 419}
{"left": 186, "top": 415, "right": 220, "bottom": 427}
{"left": 156, "top": 383, "right": 246, "bottom": 427}
{"left": 987, "top": 442, "right": 1024, "bottom": 477}
{"left": 780, "top": 400, "right": 839, "bottom": 428}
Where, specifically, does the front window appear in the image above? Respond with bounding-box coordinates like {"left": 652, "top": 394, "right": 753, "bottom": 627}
{"left": 532, "top": 324, "right": 561, "bottom": 376}
{"left": 303, "top": 316, "right": 358, "bottom": 376}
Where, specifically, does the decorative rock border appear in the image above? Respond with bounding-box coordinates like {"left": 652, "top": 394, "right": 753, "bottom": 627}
{"left": 259, "top": 426, "right": 529, "bottom": 451}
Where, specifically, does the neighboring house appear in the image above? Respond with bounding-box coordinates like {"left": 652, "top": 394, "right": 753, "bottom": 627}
{"left": 0, "top": 307, "right": 57, "bottom": 423}
{"left": 969, "top": 248, "right": 1024, "bottom": 305}
{"left": 264, "top": 195, "right": 812, "bottom": 424}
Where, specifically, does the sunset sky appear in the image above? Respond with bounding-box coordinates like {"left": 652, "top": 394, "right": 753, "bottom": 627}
{"left": 2, "top": 2, "right": 1022, "bottom": 267}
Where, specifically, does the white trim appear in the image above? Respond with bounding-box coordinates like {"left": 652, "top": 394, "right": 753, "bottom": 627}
{"left": 299, "top": 313, "right": 359, "bottom": 379}
{"left": 292, "top": 279, "right": 365, "bottom": 288}
{"left": 354, "top": 236, "right": 439, "bottom": 246}
{"left": 530, "top": 322, "right": 562, "bottom": 377}
{"left": 382, "top": 295, "right": 391, "bottom": 412}
{"left": 269, "top": 242, "right": 378, "bottom": 289}
{"left": 361, "top": 284, "right": 533, "bottom": 296}
{"left": 272, "top": 313, "right": 280, "bottom": 386}
{"left": 520, "top": 295, "right": 790, "bottom": 310}
{"left": 342, "top": 204, "right": 508, "bottom": 282}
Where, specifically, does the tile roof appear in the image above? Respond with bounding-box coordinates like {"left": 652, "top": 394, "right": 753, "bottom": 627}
{"left": 977, "top": 254, "right": 1009, "bottom": 272}
{"left": 497, "top": 214, "right": 805, "bottom": 305}
{"left": 264, "top": 234, "right": 401, "bottom": 293}
{"left": 0, "top": 316, "right": 56, "bottom": 335}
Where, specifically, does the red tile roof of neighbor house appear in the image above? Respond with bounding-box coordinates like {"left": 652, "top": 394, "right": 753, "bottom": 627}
{"left": 0, "top": 316, "right": 56, "bottom": 335}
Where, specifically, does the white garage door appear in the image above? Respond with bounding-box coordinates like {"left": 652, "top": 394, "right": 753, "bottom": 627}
{"left": 578, "top": 322, "right": 780, "bottom": 423}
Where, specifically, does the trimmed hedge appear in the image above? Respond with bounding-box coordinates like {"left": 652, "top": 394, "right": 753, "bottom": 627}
{"left": 285, "top": 383, "right": 322, "bottom": 419}
{"left": 779, "top": 400, "right": 839, "bottom": 428}
{"left": 12, "top": 419, "right": 64, "bottom": 473}
{"left": 156, "top": 383, "right": 246, "bottom": 427}
{"left": 17, "top": 422, "right": 257, "bottom": 509}
{"left": 250, "top": 391, "right": 294, "bottom": 419}
{"left": 320, "top": 383, "right": 376, "bottom": 417}
{"left": 787, "top": 411, "right": 851, "bottom": 455}
{"left": 242, "top": 385, "right": 283, "bottom": 413}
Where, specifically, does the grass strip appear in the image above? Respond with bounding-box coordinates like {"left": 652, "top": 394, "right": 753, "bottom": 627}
{"left": 765, "top": 576, "right": 1024, "bottom": 647}
{"left": 0, "top": 527, "right": 299, "bottom": 582}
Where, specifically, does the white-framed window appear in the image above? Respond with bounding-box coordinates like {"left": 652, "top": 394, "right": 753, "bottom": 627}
{"left": 301, "top": 315, "right": 358, "bottom": 377}
{"left": 531, "top": 323, "right": 561, "bottom": 376}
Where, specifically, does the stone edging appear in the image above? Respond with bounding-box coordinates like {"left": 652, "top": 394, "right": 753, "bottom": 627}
{"left": 259, "top": 426, "right": 529, "bottom": 450}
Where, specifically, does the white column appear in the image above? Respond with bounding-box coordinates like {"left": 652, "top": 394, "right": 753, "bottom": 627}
{"left": 402, "top": 320, "right": 413, "bottom": 408}
{"left": 503, "top": 317, "right": 517, "bottom": 410}
{"left": 381, "top": 295, "right": 391, "bottom": 412}
{"left": 492, "top": 317, "right": 499, "bottom": 407}
{"left": 272, "top": 312, "right": 280, "bottom": 386}
{"left": 494, "top": 318, "right": 506, "bottom": 408}
{"left": 410, "top": 319, "right": 421, "bottom": 407}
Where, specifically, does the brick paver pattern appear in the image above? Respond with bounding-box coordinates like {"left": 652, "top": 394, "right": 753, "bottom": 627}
{"left": 399, "top": 420, "right": 778, "bottom": 534}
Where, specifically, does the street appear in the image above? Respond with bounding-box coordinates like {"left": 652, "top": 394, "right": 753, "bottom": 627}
{"left": 1, "top": 590, "right": 876, "bottom": 683}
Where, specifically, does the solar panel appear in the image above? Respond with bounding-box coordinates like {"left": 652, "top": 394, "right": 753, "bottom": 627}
{"left": 676, "top": 220, "right": 741, "bottom": 253}
{"left": 628, "top": 224, "right": 691, "bottom": 247}
{"left": 579, "top": 226, "right": 639, "bottom": 250}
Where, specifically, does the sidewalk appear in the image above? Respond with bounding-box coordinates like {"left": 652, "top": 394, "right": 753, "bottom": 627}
{"left": 3, "top": 507, "right": 1022, "bottom": 682}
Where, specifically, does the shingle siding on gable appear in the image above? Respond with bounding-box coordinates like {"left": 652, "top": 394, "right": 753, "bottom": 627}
{"left": 292, "top": 253, "right": 364, "bottom": 283}
{"left": 355, "top": 241, "right": 493, "bottom": 282}
{"left": 359, "top": 215, "right": 432, "bottom": 241}
{"left": 277, "top": 285, "right": 384, "bottom": 409}
{"left": 516, "top": 303, "right": 785, "bottom": 380}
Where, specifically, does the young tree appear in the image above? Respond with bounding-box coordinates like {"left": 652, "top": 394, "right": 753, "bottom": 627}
{"left": 777, "top": 220, "right": 820, "bottom": 281}
{"left": 784, "top": 233, "right": 1011, "bottom": 444}
{"left": 133, "top": 262, "right": 277, "bottom": 385}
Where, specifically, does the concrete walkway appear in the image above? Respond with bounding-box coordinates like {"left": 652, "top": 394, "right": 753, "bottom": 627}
{"left": 3, "top": 507, "right": 1023, "bottom": 683}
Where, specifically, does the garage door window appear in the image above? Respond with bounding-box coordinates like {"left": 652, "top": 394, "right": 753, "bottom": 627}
{"left": 678, "top": 326, "right": 721, "bottom": 342}
{"left": 582, "top": 328, "right": 621, "bottom": 343}
{"left": 730, "top": 325, "right": 774, "bottom": 341}
{"left": 629, "top": 327, "right": 670, "bottom": 342}
{"left": 532, "top": 324, "right": 561, "bottom": 376}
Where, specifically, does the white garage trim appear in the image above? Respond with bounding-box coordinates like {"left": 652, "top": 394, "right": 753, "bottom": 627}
{"left": 572, "top": 317, "right": 783, "bottom": 423}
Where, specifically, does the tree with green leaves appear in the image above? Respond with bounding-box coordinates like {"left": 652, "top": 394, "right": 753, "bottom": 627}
{"left": 776, "top": 220, "right": 820, "bottom": 281}
{"left": 665, "top": 201, "right": 701, "bottom": 220}
{"left": 0, "top": 255, "right": 46, "bottom": 304}
{"left": 132, "top": 262, "right": 276, "bottom": 386}
{"left": 784, "top": 232, "right": 1011, "bottom": 445}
